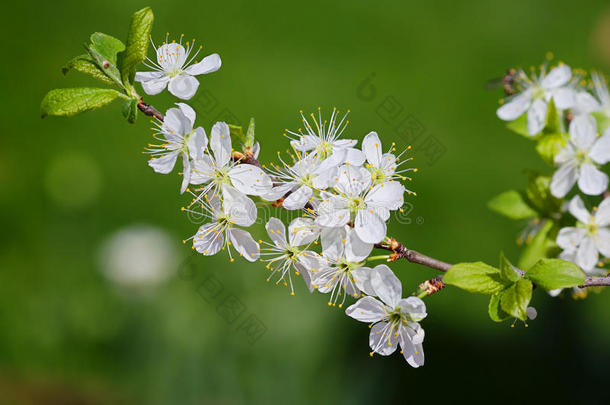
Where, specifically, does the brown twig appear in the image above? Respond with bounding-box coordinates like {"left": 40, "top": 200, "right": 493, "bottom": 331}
{"left": 137, "top": 99, "right": 164, "bottom": 121}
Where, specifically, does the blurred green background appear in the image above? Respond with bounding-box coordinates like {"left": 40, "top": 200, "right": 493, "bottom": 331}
{"left": 3, "top": 0, "right": 610, "bottom": 403}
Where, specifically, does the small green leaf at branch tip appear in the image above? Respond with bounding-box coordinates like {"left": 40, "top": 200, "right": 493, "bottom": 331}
{"left": 489, "top": 293, "right": 511, "bottom": 322}
{"left": 488, "top": 190, "right": 537, "bottom": 220}
{"left": 41, "top": 88, "right": 121, "bottom": 118}
{"left": 90, "top": 32, "right": 125, "bottom": 66}
{"left": 443, "top": 262, "right": 507, "bottom": 295}
{"left": 536, "top": 132, "right": 568, "bottom": 166}
{"left": 500, "top": 279, "right": 532, "bottom": 321}
{"left": 62, "top": 55, "right": 115, "bottom": 85}
{"left": 119, "top": 7, "right": 154, "bottom": 85}
{"left": 245, "top": 118, "right": 256, "bottom": 147}
{"left": 543, "top": 98, "right": 562, "bottom": 135}
{"left": 525, "top": 258, "right": 586, "bottom": 291}
{"left": 122, "top": 99, "right": 138, "bottom": 124}
{"left": 499, "top": 252, "right": 520, "bottom": 283}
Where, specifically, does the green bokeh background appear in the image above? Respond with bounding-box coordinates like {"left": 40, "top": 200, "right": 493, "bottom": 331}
{"left": 2, "top": 0, "right": 610, "bottom": 403}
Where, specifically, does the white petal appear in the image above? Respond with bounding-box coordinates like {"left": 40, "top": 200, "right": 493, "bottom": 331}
{"left": 398, "top": 297, "right": 427, "bottom": 322}
{"left": 288, "top": 217, "right": 320, "bottom": 246}
{"left": 399, "top": 326, "right": 425, "bottom": 368}
{"left": 369, "top": 321, "right": 398, "bottom": 356}
{"left": 223, "top": 185, "right": 257, "bottom": 227}
{"left": 550, "top": 163, "right": 578, "bottom": 198}
{"left": 554, "top": 143, "right": 575, "bottom": 165}
{"left": 595, "top": 198, "right": 610, "bottom": 227}
{"left": 365, "top": 181, "right": 405, "bottom": 210}
{"left": 578, "top": 163, "right": 608, "bottom": 196}
{"left": 290, "top": 135, "right": 319, "bottom": 151}
{"left": 193, "top": 222, "right": 224, "bottom": 256}
{"left": 210, "top": 122, "right": 232, "bottom": 167}
{"left": 541, "top": 65, "right": 572, "bottom": 89}
{"left": 140, "top": 75, "right": 170, "bottom": 95}
{"left": 334, "top": 165, "right": 367, "bottom": 196}
{"left": 184, "top": 53, "right": 222, "bottom": 76}
{"left": 355, "top": 210, "right": 386, "bottom": 244}
{"left": 527, "top": 99, "right": 547, "bottom": 136}
{"left": 573, "top": 91, "right": 600, "bottom": 115}
{"left": 180, "top": 157, "right": 191, "bottom": 194}
{"left": 320, "top": 226, "right": 346, "bottom": 261}
{"left": 496, "top": 92, "right": 531, "bottom": 121}
{"left": 589, "top": 131, "right": 610, "bottom": 165}
{"left": 229, "top": 164, "right": 273, "bottom": 196}
{"left": 163, "top": 107, "right": 190, "bottom": 136}
{"left": 187, "top": 127, "right": 207, "bottom": 160}
{"left": 265, "top": 217, "right": 287, "bottom": 248}
{"left": 570, "top": 114, "right": 598, "bottom": 150}
{"left": 556, "top": 227, "right": 586, "bottom": 250}
{"left": 189, "top": 155, "right": 215, "bottom": 184}
{"left": 344, "top": 227, "right": 373, "bottom": 262}
{"left": 569, "top": 195, "right": 592, "bottom": 224}
{"left": 551, "top": 87, "right": 576, "bottom": 110}
{"left": 343, "top": 148, "right": 366, "bottom": 166}
{"left": 148, "top": 151, "right": 179, "bottom": 174}
{"left": 168, "top": 74, "right": 200, "bottom": 100}
{"left": 175, "top": 102, "right": 197, "bottom": 126}
{"left": 362, "top": 131, "right": 382, "bottom": 167}
{"left": 297, "top": 251, "right": 328, "bottom": 275}
{"left": 371, "top": 264, "right": 402, "bottom": 307}
{"left": 229, "top": 228, "right": 260, "bottom": 262}
{"left": 156, "top": 43, "right": 187, "bottom": 70}
{"left": 351, "top": 266, "right": 377, "bottom": 296}
{"left": 315, "top": 196, "right": 350, "bottom": 228}
{"left": 135, "top": 71, "right": 164, "bottom": 82}
{"left": 345, "top": 296, "right": 386, "bottom": 323}
{"left": 294, "top": 262, "right": 314, "bottom": 293}
{"left": 576, "top": 236, "right": 598, "bottom": 271}
{"left": 596, "top": 228, "right": 610, "bottom": 258}
{"left": 262, "top": 183, "right": 294, "bottom": 201}
{"left": 283, "top": 185, "right": 313, "bottom": 210}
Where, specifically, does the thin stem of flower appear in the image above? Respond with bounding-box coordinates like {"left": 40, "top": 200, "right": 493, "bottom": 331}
{"left": 366, "top": 255, "right": 391, "bottom": 263}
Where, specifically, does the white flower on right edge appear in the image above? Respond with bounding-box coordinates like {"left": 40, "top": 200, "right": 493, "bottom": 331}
{"left": 556, "top": 195, "right": 610, "bottom": 271}
{"left": 346, "top": 265, "right": 427, "bottom": 368}
{"left": 496, "top": 64, "right": 576, "bottom": 136}
{"left": 136, "top": 36, "right": 221, "bottom": 100}
{"left": 550, "top": 114, "right": 610, "bottom": 198}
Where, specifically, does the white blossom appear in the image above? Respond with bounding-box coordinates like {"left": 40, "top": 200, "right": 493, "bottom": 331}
{"left": 346, "top": 265, "right": 426, "bottom": 368}
{"left": 550, "top": 115, "right": 610, "bottom": 198}
{"left": 135, "top": 35, "right": 221, "bottom": 100}
{"left": 497, "top": 64, "right": 576, "bottom": 135}
{"left": 260, "top": 217, "right": 321, "bottom": 294}
{"left": 188, "top": 186, "right": 260, "bottom": 262}
{"left": 145, "top": 103, "right": 206, "bottom": 193}
{"left": 362, "top": 131, "right": 416, "bottom": 189}
{"left": 315, "top": 165, "right": 405, "bottom": 244}
{"left": 556, "top": 195, "right": 610, "bottom": 271}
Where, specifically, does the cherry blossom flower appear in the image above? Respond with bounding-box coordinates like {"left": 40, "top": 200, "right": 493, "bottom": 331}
{"left": 361, "top": 131, "right": 416, "bottom": 189}
{"left": 135, "top": 35, "right": 221, "bottom": 100}
{"left": 260, "top": 217, "right": 321, "bottom": 294}
{"left": 346, "top": 265, "right": 427, "bottom": 368}
{"left": 497, "top": 64, "right": 576, "bottom": 135}
{"left": 286, "top": 108, "right": 365, "bottom": 166}
{"left": 315, "top": 165, "right": 405, "bottom": 244}
{"left": 550, "top": 115, "right": 610, "bottom": 198}
{"left": 145, "top": 103, "right": 206, "bottom": 193}
{"left": 556, "top": 195, "right": 610, "bottom": 271}
{"left": 187, "top": 186, "right": 260, "bottom": 262}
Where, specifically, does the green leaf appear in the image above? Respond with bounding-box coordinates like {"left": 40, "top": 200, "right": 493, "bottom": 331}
{"left": 245, "top": 118, "right": 256, "bottom": 147}
{"left": 120, "top": 7, "right": 154, "bottom": 85}
{"left": 535, "top": 132, "right": 568, "bottom": 166}
{"left": 592, "top": 111, "right": 610, "bottom": 134}
{"left": 505, "top": 114, "right": 530, "bottom": 137}
{"left": 122, "top": 99, "right": 138, "bottom": 123}
{"left": 517, "top": 220, "right": 558, "bottom": 270}
{"left": 543, "top": 98, "right": 562, "bottom": 134}
{"left": 90, "top": 32, "right": 125, "bottom": 66}
{"left": 525, "top": 258, "right": 586, "bottom": 291}
{"left": 487, "top": 190, "right": 537, "bottom": 220}
{"left": 525, "top": 173, "right": 562, "bottom": 215}
{"left": 87, "top": 45, "right": 123, "bottom": 86}
{"left": 62, "top": 54, "right": 114, "bottom": 84}
{"left": 489, "top": 293, "right": 511, "bottom": 322}
{"left": 41, "top": 88, "right": 121, "bottom": 118}
{"left": 500, "top": 279, "right": 532, "bottom": 321}
{"left": 443, "top": 262, "right": 507, "bottom": 295}
{"left": 499, "top": 252, "right": 520, "bottom": 283}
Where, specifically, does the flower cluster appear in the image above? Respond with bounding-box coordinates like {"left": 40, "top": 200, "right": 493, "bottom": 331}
{"left": 137, "top": 39, "right": 425, "bottom": 367}
{"left": 494, "top": 58, "right": 610, "bottom": 294}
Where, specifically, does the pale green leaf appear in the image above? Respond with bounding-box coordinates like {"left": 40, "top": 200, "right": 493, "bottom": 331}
{"left": 41, "top": 88, "right": 121, "bottom": 118}
{"left": 120, "top": 7, "right": 154, "bottom": 85}
{"left": 499, "top": 252, "right": 520, "bottom": 283}
{"left": 517, "top": 220, "right": 558, "bottom": 270}
{"left": 500, "top": 279, "right": 532, "bottom": 321}
{"left": 536, "top": 132, "right": 568, "bottom": 166}
{"left": 488, "top": 190, "right": 537, "bottom": 220}
{"left": 122, "top": 99, "right": 138, "bottom": 124}
{"left": 62, "top": 54, "right": 114, "bottom": 85}
{"left": 443, "top": 262, "right": 507, "bottom": 295}
{"left": 525, "top": 258, "right": 586, "bottom": 291}
{"left": 489, "top": 293, "right": 511, "bottom": 322}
